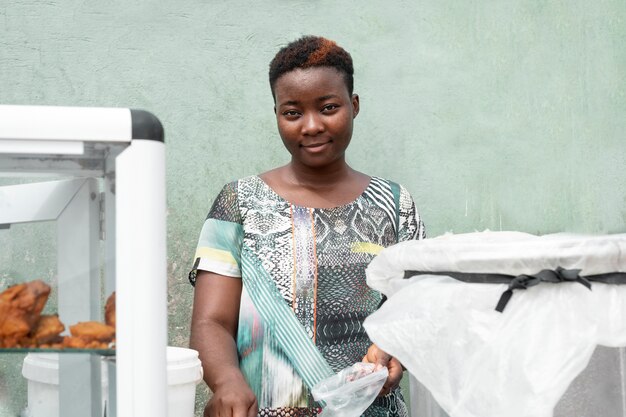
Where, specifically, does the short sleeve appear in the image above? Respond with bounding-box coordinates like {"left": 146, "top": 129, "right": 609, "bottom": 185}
{"left": 188, "top": 182, "right": 244, "bottom": 286}
{"left": 397, "top": 184, "right": 426, "bottom": 242}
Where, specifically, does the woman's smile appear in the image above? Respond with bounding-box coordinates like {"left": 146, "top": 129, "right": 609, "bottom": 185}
{"left": 300, "top": 140, "right": 332, "bottom": 152}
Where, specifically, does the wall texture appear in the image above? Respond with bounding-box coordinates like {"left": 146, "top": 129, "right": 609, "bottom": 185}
{"left": 1, "top": 0, "right": 625, "bottom": 415}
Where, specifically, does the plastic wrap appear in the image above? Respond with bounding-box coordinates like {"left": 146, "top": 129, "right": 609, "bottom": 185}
{"left": 363, "top": 231, "right": 626, "bottom": 417}
{"left": 311, "top": 362, "right": 388, "bottom": 417}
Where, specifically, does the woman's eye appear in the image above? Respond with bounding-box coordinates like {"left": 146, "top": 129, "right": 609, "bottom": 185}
{"left": 283, "top": 110, "right": 300, "bottom": 117}
{"left": 322, "top": 104, "right": 339, "bottom": 112}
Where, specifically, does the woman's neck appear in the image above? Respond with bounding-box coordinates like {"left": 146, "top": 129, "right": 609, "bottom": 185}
{"left": 259, "top": 160, "right": 371, "bottom": 208}
{"left": 285, "top": 159, "right": 353, "bottom": 190}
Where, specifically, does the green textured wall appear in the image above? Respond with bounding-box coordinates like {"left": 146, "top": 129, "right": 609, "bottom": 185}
{"left": 1, "top": 0, "right": 625, "bottom": 415}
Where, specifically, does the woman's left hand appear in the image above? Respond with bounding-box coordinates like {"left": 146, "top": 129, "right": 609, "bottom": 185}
{"left": 362, "top": 343, "right": 403, "bottom": 397}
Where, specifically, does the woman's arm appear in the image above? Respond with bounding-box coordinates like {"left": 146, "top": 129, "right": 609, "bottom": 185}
{"left": 190, "top": 270, "right": 257, "bottom": 417}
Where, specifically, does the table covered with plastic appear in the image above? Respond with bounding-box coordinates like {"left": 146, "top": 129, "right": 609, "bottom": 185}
{"left": 363, "top": 231, "right": 626, "bottom": 417}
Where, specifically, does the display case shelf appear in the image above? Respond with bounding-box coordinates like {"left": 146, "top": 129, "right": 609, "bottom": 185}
{"left": 0, "top": 348, "right": 116, "bottom": 356}
{"left": 0, "top": 105, "right": 167, "bottom": 417}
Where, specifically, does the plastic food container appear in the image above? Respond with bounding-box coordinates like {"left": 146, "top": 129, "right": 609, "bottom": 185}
{"left": 21, "top": 346, "right": 203, "bottom": 417}
{"left": 166, "top": 346, "right": 203, "bottom": 417}
{"left": 21, "top": 353, "right": 109, "bottom": 417}
{"left": 311, "top": 362, "right": 388, "bottom": 417}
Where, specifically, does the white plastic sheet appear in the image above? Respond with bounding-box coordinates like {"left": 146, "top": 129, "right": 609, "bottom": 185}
{"left": 363, "top": 231, "right": 626, "bottom": 417}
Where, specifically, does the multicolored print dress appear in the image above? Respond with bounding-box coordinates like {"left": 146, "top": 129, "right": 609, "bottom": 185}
{"left": 189, "top": 175, "right": 425, "bottom": 417}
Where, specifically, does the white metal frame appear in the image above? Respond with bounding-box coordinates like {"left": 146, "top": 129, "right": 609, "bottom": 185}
{"left": 0, "top": 105, "right": 167, "bottom": 417}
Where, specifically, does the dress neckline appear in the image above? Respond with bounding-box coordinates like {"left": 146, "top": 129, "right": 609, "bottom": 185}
{"left": 252, "top": 175, "right": 374, "bottom": 211}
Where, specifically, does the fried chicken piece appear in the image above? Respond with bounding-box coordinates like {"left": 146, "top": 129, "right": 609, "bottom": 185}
{"left": 104, "top": 291, "right": 116, "bottom": 328}
{"left": 38, "top": 340, "right": 65, "bottom": 349}
{"left": 0, "top": 280, "right": 51, "bottom": 347}
{"left": 69, "top": 321, "right": 115, "bottom": 343}
{"left": 30, "top": 314, "right": 65, "bottom": 345}
{"left": 62, "top": 335, "right": 88, "bottom": 349}
{"left": 63, "top": 335, "right": 110, "bottom": 350}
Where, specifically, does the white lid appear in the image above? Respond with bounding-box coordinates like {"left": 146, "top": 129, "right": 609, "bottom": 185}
{"left": 167, "top": 347, "right": 203, "bottom": 386}
{"left": 22, "top": 353, "right": 59, "bottom": 384}
{"left": 20, "top": 347, "right": 202, "bottom": 386}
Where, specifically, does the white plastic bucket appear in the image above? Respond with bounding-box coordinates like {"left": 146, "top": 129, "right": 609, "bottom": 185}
{"left": 21, "top": 353, "right": 68, "bottom": 417}
{"left": 165, "top": 346, "right": 203, "bottom": 417}
{"left": 21, "top": 346, "right": 203, "bottom": 417}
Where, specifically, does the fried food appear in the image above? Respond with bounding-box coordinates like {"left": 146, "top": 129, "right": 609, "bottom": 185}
{"left": 0, "top": 280, "right": 116, "bottom": 350}
{"left": 62, "top": 336, "right": 110, "bottom": 349}
{"left": 64, "top": 320, "right": 115, "bottom": 349}
{"left": 0, "top": 280, "right": 51, "bottom": 348}
{"left": 104, "top": 291, "right": 116, "bottom": 328}
{"left": 31, "top": 314, "right": 65, "bottom": 345}
{"left": 69, "top": 321, "right": 115, "bottom": 343}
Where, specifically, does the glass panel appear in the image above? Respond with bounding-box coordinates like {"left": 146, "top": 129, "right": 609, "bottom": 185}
{"left": 0, "top": 169, "right": 116, "bottom": 416}
{"left": 0, "top": 179, "right": 115, "bottom": 350}
{"left": 0, "top": 352, "right": 114, "bottom": 416}
{"left": 0, "top": 353, "right": 27, "bottom": 416}
{"left": 0, "top": 348, "right": 115, "bottom": 356}
{"left": 0, "top": 218, "right": 57, "bottom": 293}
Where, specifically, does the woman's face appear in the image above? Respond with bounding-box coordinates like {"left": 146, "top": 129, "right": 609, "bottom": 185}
{"left": 273, "top": 66, "right": 359, "bottom": 170}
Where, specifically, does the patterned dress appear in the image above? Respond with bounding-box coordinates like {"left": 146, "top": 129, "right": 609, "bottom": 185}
{"left": 190, "top": 175, "right": 425, "bottom": 417}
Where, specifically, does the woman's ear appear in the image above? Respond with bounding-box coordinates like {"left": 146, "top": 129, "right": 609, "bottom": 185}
{"left": 352, "top": 94, "right": 360, "bottom": 118}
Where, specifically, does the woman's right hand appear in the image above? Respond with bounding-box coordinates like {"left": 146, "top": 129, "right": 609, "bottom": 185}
{"left": 204, "top": 376, "right": 258, "bottom": 417}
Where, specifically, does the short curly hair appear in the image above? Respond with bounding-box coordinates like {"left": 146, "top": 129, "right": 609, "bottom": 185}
{"left": 269, "top": 36, "right": 354, "bottom": 99}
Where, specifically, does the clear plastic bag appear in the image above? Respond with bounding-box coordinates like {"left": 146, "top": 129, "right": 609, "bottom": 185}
{"left": 311, "top": 362, "right": 388, "bottom": 417}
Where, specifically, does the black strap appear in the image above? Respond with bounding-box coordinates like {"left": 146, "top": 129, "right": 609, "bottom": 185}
{"left": 404, "top": 269, "right": 626, "bottom": 312}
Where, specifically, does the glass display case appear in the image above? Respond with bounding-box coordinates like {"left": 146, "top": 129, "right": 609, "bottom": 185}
{"left": 0, "top": 105, "right": 167, "bottom": 417}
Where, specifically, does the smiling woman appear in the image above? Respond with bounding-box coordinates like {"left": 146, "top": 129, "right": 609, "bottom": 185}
{"left": 189, "top": 36, "right": 426, "bottom": 417}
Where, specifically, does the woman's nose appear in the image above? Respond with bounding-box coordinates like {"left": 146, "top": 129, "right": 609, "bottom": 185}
{"left": 301, "top": 112, "right": 324, "bottom": 135}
